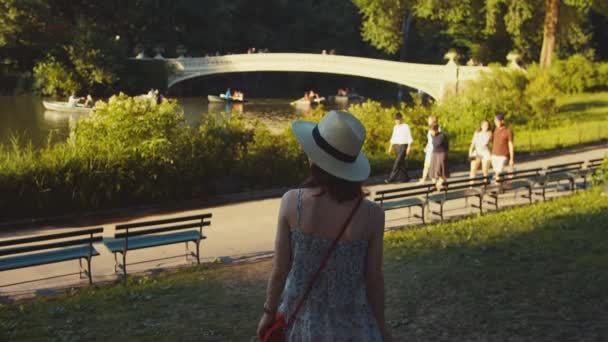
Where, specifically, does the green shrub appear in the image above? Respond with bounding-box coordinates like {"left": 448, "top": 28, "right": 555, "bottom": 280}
{"left": 550, "top": 54, "right": 597, "bottom": 94}
{"left": 1, "top": 89, "right": 607, "bottom": 219}
{"left": 33, "top": 56, "right": 81, "bottom": 97}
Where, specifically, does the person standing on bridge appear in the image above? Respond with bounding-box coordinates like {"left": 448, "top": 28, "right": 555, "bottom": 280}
{"left": 385, "top": 112, "right": 412, "bottom": 183}
{"left": 258, "top": 110, "right": 393, "bottom": 341}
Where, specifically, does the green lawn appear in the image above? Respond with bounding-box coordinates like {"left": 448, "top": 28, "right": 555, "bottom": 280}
{"left": 449, "top": 91, "right": 608, "bottom": 155}
{"left": 1, "top": 189, "right": 607, "bottom": 341}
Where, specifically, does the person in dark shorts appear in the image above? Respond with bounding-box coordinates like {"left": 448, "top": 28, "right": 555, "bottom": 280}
{"left": 429, "top": 122, "right": 449, "bottom": 189}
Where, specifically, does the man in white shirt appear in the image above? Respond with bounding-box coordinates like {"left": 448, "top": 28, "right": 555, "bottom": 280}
{"left": 67, "top": 93, "right": 81, "bottom": 107}
{"left": 386, "top": 112, "right": 413, "bottom": 183}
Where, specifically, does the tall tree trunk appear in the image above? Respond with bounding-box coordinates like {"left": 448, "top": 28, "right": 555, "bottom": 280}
{"left": 397, "top": 13, "right": 413, "bottom": 103}
{"left": 539, "top": 0, "right": 559, "bottom": 68}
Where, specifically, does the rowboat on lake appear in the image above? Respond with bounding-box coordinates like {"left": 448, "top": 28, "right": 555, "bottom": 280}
{"left": 290, "top": 96, "right": 325, "bottom": 106}
{"left": 332, "top": 94, "right": 365, "bottom": 103}
{"left": 42, "top": 100, "right": 93, "bottom": 114}
{"left": 207, "top": 94, "right": 247, "bottom": 103}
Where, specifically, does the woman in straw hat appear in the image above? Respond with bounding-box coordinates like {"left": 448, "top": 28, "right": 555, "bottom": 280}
{"left": 257, "top": 111, "right": 393, "bottom": 341}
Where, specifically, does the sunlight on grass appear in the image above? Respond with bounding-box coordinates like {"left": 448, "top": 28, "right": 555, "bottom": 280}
{"left": 1, "top": 190, "right": 607, "bottom": 341}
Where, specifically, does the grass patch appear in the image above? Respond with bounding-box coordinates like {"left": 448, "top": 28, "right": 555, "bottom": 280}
{"left": 449, "top": 91, "right": 608, "bottom": 155}
{"left": 1, "top": 190, "right": 607, "bottom": 341}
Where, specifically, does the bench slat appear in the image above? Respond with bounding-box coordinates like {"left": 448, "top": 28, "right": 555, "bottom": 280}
{"left": 116, "top": 214, "right": 212, "bottom": 230}
{"left": 104, "top": 230, "right": 203, "bottom": 253}
{"left": 428, "top": 189, "right": 482, "bottom": 203}
{"left": 375, "top": 189, "right": 429, "bottom": 201}
{"left": 380, "top": 197, "right": 424, "bottom": 210}
{"left": 375, "top": 184, "right": 432, "bottom": 196}
{"left": 115, "top": 221, "right": 210, "bottom": 239}
{"left": 0, "top": 227, "right": 103, "bottom": 248}
{"left": 0, "top": 236, "right": 102, "bottom": 257}
{"left": 548, "top": 161, "right": 584, "bottom": 170}
{"left": 0, "top": 245, "right": 100, "bottom": 271}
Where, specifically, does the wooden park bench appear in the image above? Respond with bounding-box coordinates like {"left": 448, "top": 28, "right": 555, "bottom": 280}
{"left": 579, "top": 158, "right": 605, "bottom": 188}
{"left": 536, "top": 161, "right": 584, "bottom": 201}
{"left": 427, "top": 175, "right": 490, "bottom": 222}
{"left": 374, "top": 183, "right": 434, "bottom": 224}
{"left": 0, "top": 227, "right": 103, "bottom": 285}
{"left": 485, "top": 167, "right": 543, "bottom": 210}
{"left": 104, "top": 213, "right": 212, "bottom": 278}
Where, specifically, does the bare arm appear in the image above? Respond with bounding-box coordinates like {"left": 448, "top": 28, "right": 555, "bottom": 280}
{"left": 387, "top": 142, "right": 393, "bottom": 154}
{"left": 264, "top": 191, "right": 293, "bottom": 310}
{"left": 508, "top": 141, "right": 515, "bottom": 167}
{"left": 366, "top": 204, "right": 393, "bottom": 341}
{"left": 258, "top": 191, "right": 294, "bottom": 337}
{"left": 469, "top": 134, "right": 476, "bottom": 155}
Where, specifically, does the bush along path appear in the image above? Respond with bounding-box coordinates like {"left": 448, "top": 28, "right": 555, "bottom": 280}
{"left": 1, "top": 189, "right": 607, "bottom": 341}
{"left": 2, "top": 89, "right": 608, "bottom": 221}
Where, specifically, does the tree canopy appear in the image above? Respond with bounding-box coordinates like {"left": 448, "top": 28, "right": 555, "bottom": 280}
{"left": 1, "top": 0, "right": 607, "bottom": 95}
{"left": 353, "top": 0, "right": 608, "bottom": 65}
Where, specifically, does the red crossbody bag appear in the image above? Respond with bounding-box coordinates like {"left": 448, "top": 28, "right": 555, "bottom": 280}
{"left": 262, "top": 197, "right": 363, "bottom": 342}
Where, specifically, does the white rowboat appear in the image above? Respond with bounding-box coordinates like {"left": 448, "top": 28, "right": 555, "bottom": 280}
{"left": 290, "top": 96, "right": 325, "bottom": 106}
{"left": 42, "top": 100, "right": 93, "bottom": 114}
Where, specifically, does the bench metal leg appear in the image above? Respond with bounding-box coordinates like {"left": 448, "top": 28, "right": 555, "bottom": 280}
{"left": 122, "top": 252, "right": 128, "bottom": 279}
{"left": 185, "top": 242, "right": 191, "bottom": 262}
{"left": 420, "top": 205, "right": 425, "bottom": 225}
{"left": 113, "top": 252, "right": 118, "bottom": 274}
{"left": 196, "top": 239, "right": 201, "bottom": 264}
{"left": 78, "top": 257, "right": 93, "bottom": 285}
{"left": 542, "top": 185, "right": 546, "bottom": 201}
{"left": 569, "top": 178, "right": 575, "bottom": 193}
{"left": 86, "top": 257, "right": 93, "bottom": 285}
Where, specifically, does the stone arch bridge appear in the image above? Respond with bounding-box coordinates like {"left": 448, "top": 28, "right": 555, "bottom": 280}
{"left": 136, "top": 53, "right": 489, "bottom": 100}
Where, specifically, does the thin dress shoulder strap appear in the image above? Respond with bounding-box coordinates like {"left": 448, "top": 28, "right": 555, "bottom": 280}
{"left": 296, "top": 188, "right": 303, "bottom": 227}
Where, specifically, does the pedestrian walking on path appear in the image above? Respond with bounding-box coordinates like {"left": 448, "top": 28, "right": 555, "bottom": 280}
{"left": 491, "top": 113, "right": 514, "bottom": 181}
{"left": 430, "top": 122, "right": 449, "bottom": 189}
{"left": 419, "top": 115, "right": 438, "bottom": 183}
{"left": 469, "top": 119, "right": 493, "bottom": 179}
{"left": 258, "top": 110, "right": 393, "bottom": 341}
{"left": 385, "top": 112, "right": 413, "bottom": 183}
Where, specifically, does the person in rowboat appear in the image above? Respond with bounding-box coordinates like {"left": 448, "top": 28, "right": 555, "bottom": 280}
{"left": 224, "top": 88, "right": 231, "bottom": 100}
{"left": 67, "top": 93, "right": 82, "bottom": 107}
{"left": 84, "top": 94, "right": 94, "bottom": 108}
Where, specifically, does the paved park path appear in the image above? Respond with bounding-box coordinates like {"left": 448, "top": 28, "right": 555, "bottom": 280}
{"left": 1, "top": 144, "right": 606, "bottom": 298}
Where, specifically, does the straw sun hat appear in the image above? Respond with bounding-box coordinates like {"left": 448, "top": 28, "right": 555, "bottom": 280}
{"left": 292, "top": 110, "right": 370, "bottom": 182}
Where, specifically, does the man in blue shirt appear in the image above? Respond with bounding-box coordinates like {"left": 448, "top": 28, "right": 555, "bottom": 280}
{"left": 225, "top": 88, "right": 231, "bottom": 100}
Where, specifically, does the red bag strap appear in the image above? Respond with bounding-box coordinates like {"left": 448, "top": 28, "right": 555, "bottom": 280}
{"left": 286, "top": 196, "right": 364, "bottom": 327}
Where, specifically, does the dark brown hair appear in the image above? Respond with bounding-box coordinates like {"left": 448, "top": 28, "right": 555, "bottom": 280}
{"left": 301, "top": 164, "right": 365, "bottom": 203}
{"left": 430, "top": 123, "right": 440, "bottom": 134}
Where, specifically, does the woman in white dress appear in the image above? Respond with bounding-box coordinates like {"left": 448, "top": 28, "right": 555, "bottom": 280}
{"left": 468, "top": 120, "right": 492, "bottom": 179}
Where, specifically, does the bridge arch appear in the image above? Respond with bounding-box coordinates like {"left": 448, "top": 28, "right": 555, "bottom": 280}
{"left": 139, "top": 53, "right": 487, "bottom": 100}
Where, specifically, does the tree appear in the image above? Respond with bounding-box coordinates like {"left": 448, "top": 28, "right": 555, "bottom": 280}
{"left": 353, "top": 0, "right": 607, "bottom": 65}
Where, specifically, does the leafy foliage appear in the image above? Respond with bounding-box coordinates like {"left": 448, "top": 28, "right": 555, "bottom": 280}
{"left": 1, "top": 89, "right": 608, "bottom": 219}
{"left": 33, "top": 56, "right": 80, "bottom": 96}
{"left": 353, "top": 0, "right": 608, "bottom": 64}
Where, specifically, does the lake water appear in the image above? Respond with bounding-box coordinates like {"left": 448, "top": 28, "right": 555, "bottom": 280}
{"left": 0, "top": 95, "right": 362, "bottom": 149}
